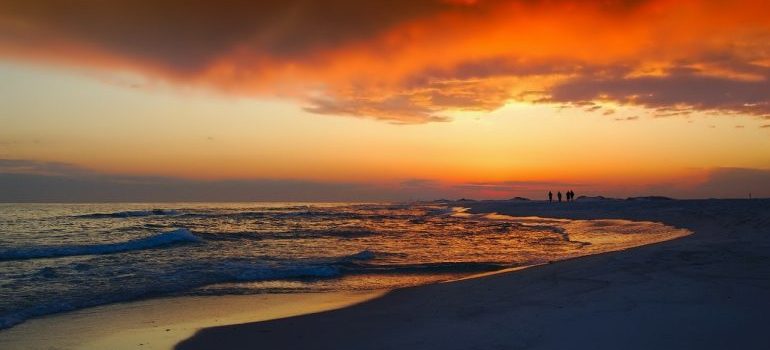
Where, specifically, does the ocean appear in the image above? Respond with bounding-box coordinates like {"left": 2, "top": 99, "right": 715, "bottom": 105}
{"left": 0, "top": 202, "right": 687, "bottom": 329}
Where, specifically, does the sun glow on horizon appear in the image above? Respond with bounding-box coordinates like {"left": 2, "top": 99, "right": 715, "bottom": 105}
{"left": 1, "top": 0, "right": 769, "bottom": 199}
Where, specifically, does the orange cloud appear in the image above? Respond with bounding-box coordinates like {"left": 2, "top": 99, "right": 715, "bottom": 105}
{"left": 1, "top": 0, "right": 769, "bottom": 122}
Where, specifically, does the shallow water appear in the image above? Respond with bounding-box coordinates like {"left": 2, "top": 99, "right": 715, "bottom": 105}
{"left": 0, "top": 202, "right": 688, "bottom": 329}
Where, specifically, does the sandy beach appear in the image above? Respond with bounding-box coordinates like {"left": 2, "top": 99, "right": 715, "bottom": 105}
{"left": 2, "top": 199, "right": 768, "bottom": 350}
{"left": 0, "top": 292, "right": 383, "bottom": 350}
{"left": 175, "top": 199, "right": 770, "bottom": 349}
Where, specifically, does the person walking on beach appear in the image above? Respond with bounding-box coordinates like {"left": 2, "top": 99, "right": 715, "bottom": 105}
{"left": 557, "top": 191, "right": 562, "bottom": 202}
{"left": 548, "top": 191, "right": 553, "bottom": 202}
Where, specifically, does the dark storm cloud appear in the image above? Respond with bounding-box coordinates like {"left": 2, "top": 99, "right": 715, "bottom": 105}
{"left": 0, "top": 0, "right": 462, "bottom": 72}
{"left": 1, "top": 0, "right": 769, "bottom": 122}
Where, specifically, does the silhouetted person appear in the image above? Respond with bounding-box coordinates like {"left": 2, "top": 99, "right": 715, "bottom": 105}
{"left": 557, "top": 191, "right": 562, "bottom": 202}
{"left": 548, "top": 191, "right": 553, "bottom": 202}
{"left": 571, "top": 190, "right": 576, "bottom": 201}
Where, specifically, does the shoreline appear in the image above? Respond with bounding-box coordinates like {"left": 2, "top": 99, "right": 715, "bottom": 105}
{"left": 176, "top": 199, "right": 770, "bottom": 350}
{"left": 2, "top": 199, "right": 768, "bottom": 349}
{"left": 0, "top": 202, "right": 687, "bottom": 333}
{"left": 0, "top": 292, "right": 384, "bottom": 350}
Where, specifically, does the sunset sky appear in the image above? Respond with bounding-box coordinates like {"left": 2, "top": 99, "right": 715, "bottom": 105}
{"left": 1, "top": 0, "right": 769, "bottom": 201}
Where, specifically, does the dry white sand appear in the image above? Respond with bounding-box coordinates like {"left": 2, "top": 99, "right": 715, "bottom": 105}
{"left": 176, "top": 199, "right": 770, "bottom": 350}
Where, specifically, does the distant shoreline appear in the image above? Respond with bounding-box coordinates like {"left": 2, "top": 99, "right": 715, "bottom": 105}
{"left": 0, "top": 196, "right": 766, "bottom": 204}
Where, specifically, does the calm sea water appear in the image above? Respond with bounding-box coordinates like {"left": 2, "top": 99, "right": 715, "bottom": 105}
{"left": 0, "top": 202, "right": 687, "bottom": 329}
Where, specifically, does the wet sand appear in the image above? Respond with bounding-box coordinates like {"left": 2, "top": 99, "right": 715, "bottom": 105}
{"left": 0, "top": 292, "right": 383, "bottom": 350}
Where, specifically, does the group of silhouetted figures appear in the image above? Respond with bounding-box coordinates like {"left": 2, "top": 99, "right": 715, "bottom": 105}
{"left": 548, "top": 190, "right": 575, "bottom": 203}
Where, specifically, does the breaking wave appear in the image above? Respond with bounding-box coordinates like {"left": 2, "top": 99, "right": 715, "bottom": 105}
{"left": 0, "top": 229, "right": 200, "bottom": 261}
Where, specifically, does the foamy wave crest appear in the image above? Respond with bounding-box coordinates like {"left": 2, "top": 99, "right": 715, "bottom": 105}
{"left": 76, "top": 209, "right": 180, "bottom": 218}
{"left": 0, "top": 229, "right": 200, "bottom": 261}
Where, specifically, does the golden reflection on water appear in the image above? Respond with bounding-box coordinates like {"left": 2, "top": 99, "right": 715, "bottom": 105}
{"left": 0, "top": 203, "right": 691, "bottom": 329}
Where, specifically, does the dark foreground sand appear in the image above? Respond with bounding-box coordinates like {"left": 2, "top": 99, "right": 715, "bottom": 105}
{"left": 177, "top": 199, "right": 770, "bottom": 350}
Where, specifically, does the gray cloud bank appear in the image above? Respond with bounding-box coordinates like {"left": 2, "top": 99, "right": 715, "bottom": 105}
{"left": 1, "top": 159, "right": 767, "bottom": 202}
{"left": 0, "top": 0, "right": 458, "bottom": 72}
